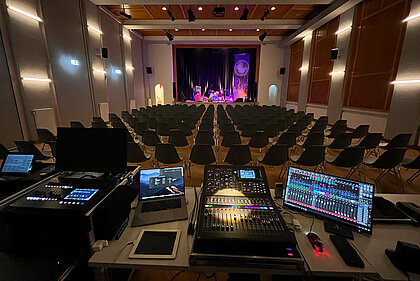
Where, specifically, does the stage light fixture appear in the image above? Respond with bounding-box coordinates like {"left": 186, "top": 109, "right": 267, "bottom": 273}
{"left": 198, "top": 7, "right": 203, "bottom": 11}
{"left": 260, "top": 8, "right": 270, "bottom": 21}
{"left": 256, "top": 28, "right": 260, "bottom": 32}
{"left": 187, "top": 9, "right": 196, "bottom": 22}
{"left": 201, "top": 28, "right": 205, "bottom": 31}
{"left": 120, "top": 5, "right": 132, "bottom": 19}
{"left": 166, "top": 32, "right": 174, "bottom": 41}
{"left": 167, "top": 8, "right": 175, "bottom": 21}
{"left": 175, "top": 28, "right": 179, "bottom": 31}
{"left": 162, "top": 7, "right": 167, "bottom": 11}
{"left": 240, "top": 8, "right": 249, "bottom": 20}
{"left": 259, "top": 32, "right": 267, "bottom": 42}
{"left": 229, "top": 28, "right": 233, "bottom": 32}
{"left": 234, "top": 7, "right": 239, "bottom": 11}
{"left": 271, "top": 6, "right": 276, "bottom": 11}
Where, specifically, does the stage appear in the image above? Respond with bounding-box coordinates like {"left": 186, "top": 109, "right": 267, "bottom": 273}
{"left": 176, "top": 101, "right": 258, "bottom": 108}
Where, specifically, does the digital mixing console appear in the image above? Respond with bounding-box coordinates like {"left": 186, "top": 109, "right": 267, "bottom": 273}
{"left": 191, "top": 165, "right": 302, "bottom": 268}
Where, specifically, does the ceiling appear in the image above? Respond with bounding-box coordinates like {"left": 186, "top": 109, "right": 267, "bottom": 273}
{"left": 103, "top": 4, "right": 329, "bottom": 38}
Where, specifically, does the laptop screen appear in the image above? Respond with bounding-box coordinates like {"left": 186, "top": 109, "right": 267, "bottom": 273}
{"left": 1, "top": 154, "right": 34, "bottom": 175}
{"left": 139, "top": 167, "right": 185, "bottom": 200}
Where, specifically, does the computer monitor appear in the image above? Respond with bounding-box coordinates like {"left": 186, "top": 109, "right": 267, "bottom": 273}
{"left": 0, "top": 153, "right": 35, "bottom": 176}
{"left": 139, "top": 167, "right": 185, "bottom": 200}
{"left": 284, "top": 167, "right": 374, "bottom": 235}
{"left": 55, "top": 128, "right": 127, "bottom": 174}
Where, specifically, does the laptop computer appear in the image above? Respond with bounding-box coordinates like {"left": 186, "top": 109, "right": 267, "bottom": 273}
{"left": 0, "top": 153, "right": 35, "bottom": 178}
{"left": 132, "top": 167, "right": 188, "bottom": 227}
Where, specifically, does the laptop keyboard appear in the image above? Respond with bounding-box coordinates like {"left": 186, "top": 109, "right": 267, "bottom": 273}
{"left": 141, "top": 198, "right": 182, "bottom": 213}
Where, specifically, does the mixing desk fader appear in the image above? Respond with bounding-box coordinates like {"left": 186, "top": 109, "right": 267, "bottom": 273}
{"left": 190, "top": 165, "right": 302, "bottom": 269}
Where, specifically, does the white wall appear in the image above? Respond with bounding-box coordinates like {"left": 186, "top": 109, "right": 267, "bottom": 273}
{"left": 257, "top": 43, "right": 284, "bottom": 105}
{"left": 145, "top": 42, "right": 173, "bottom": 105}
{"left": 306, "top": 104, "right": 327, "bottom": 119}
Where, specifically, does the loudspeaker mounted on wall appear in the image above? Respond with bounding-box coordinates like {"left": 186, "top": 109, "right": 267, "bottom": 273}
{"left": 280, "top": 67, "right": 286, "bottom": 75}
{"left": 101, "top": 48, "right": 108, "bottom": 59}
{"left": 146, "top": 67, "right": 153, "bottom": 74}
{"left": 331, "top": 48, "right": 339, "bottom": 60}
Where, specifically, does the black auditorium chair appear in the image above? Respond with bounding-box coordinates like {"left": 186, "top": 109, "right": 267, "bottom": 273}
{"left": 241, "top": 123, "right": 257, "bottom": 137}
{"left": 326, "top": 123, "right": 347, "bottom": 139}
{"left": 354, "top": 133, "right": 382, "bottom": 157}
{"left": 49, "top": 141, "right": 57, "bottom": 158}
{"left": 142, "top": 130, "right": 162, "bottom": 148}
{"left": 147, "top": 117, "right": 157, "bottom": 130}
{"left": 93, "top": 117, "right": 107, "bottom": 127}
{"left": 0, "top": 143, "right": 9, "bottom": 160}
{"left": 14, "top": 141, "right": 52, "bottom": 160}
{"left": 36, "top": 128, "right": 56, "bottom": 151}
{"left": 195, "top": 130, "right": 215, "bottom": 146}
{"left": 156, "top": 123, "right": 171, "bottom": 137}
{"left": 178, "top": 122, "right": 193, "bottom": 137}
{"left": 363, "top": 147, "right": 407, "bottom": 181}
{"left": 188, "top": 144, "right": 217, "bottom": 176}
{"left": 351, "top": 125, "right": 370, "bottom": 139}
{"left": 134, "top": 122, "right": 148, "bottom": 137}
{"left": 199, "top": 122, "right": 213, "bottom": 133}
{"left": 328, "top": 133, "right": 353, "bottom": 149}
{"left": 248, "top": 131, "right": 269, "bottom": 150}
{"left": 297, "top": 132, "right": 324, "bottom": 148}
{"left": 379, "top": 133, "right": 412, "bottom": 150}
{"left": 70, "top": 121, "right": 84, "bottom": 128}
{"left": 221, "top": 131, "right": 241, "bottom": 147}
{"left": 169, "top": 130, "right": 189, "bottom": 147}
{"left": 220, "top": 123, "right": 235, "bottom": 137}
{"left": 277, "top": 119, "right": 288, "bottom": 131}
{"left": 275, "top": 132, "right": 296, "bottom": 149}
{"left": 402, "top": 154, "right": 420, "bottom": 182}
{"left": 92, "top": 121, "right": 107, "bottom": 128}
{"left": 224, "top": 145, "right": 252, "bottom": 166}
{"left": 264, "top": 123, "right": 280, "bottom": 138}
{"left": 290, "top": 145, "right": 326, "bottom": 172}
{"left": 258, "top": 144, "right": 289, "bottom": 179}
{"left": 326, "top": 146, "right": 365, "bottom": 178}
{"left": 111, "top": 121, "right": 125, "bottom": 129}
{"left": 155, "top": 143, "right": 184, "bottom": 167}
{"left": 127, "top": 142, "right": 151, "bottom": 165}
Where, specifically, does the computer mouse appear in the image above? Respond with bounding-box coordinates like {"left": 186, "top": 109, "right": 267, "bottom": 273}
{"left": 307, "top": 232, "right": 325, "bottom": 252}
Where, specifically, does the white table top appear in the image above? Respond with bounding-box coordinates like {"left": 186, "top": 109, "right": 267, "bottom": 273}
{"left": 89, "top": 190, "right": 420, "bottom": 280}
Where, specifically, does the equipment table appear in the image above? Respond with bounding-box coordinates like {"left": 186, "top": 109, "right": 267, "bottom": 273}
{"left": 89, "top": 189, "right": 420, "bottom": 281}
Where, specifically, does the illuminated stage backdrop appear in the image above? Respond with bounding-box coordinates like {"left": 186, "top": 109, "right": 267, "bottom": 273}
{"left": 233, "top": 53, "right": 250, "bottom": 101}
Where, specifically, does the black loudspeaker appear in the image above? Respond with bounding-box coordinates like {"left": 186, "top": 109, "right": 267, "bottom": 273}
{"left": 331, "top": 48, "right": 339, "bottom": 60}
{"left": 146, "top": 67, "right": 152, "bottom": 74}
{"left": 101, "top": 48, "right": 108, "bottom": 59}
{"left": 280, "top": 67, "right": 286, "bottom": 74}
{"left": 173, "top": 82, "right": 176, "bottom": 99}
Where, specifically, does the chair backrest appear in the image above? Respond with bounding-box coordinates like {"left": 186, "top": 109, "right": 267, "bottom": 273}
{"left": 295, "top": 145, "right": 326, "bottom": 166}
{"left": 370, "top": 148, "right": 407, "bottom": 169}
{"left": 259, "top": 144, "right": 289, "bottom": 166}
{"left": 134, "top": 122, "right": 148, "bottom": 135}
{"left": 142, "top": 130, "right": 161, "bottom": 146}
{"left": 331, "top": 147, "right": 365, "bottom": 167}
{"left": 36, "top": 128, "right": 56, "bottom": 143}
{"left": 14, "top": 141, "right": 50, "bottom": 160}
{"left": 276, "top": 132, "right": 296, "bottom": 148}
{"left": 0, "top": 142, "right": 9, "bottom": 160}
{"left": 221, "top": 131, "right": 241, "bottom": 147}
{"left": 195, "top": 130, "right": 215, "bottom": 146}
{"left": 169, "top": 130, "right": 189, "bottom": 147}
{"left": 155, "top": 143, "right": 182, "bottom": 164}
{"left": 309, "top": 123, "right": 326, "bottom": 133}
{"left": 147, "top": 117, "right": 157, "bottom": 129}
{"left": 93, "top": 117, "right": 107, "bottom": 126}
{"left": 178, "top": 122, "right": 193, "bottom": 136}
{"left": 92, "top": 121, "right": 107, "bottom": 128}
{"left": 225, "top": 145, "right": 251, "bottom": 165}
{"left": 49, "top": 141, "right": 57, "bottom": 158}
{"left": 241, "top": 123, "right": 257, "bottom": 137}
{"left": 111, "top": 121, "right": 126, "bottom": 129}
{"left": 190, "top": 144, "right": 216, "bottom": 165}
{"left": 156, "top": 122, "right": 170, "bottom": 136}
{"left": 327, "top": 123, "right": 347, "bottom": 138}
{"left": 357, "top": 133, "right": 382, "bottom": 149}
{"left": 199, "top": 122, "right": 213, "bottom": 132}
{"left": 403, "top": 154, "right": 420, "bottom": 169}
{"left": 264, "top": 123, "right": 280, "bottom": 138}
{"left": 248, "top": 132, "right": 269, "bottom": 148}
{"left": 385, "top": 133, "right": 412, "bottom": 149}
{"left": 302, "top": 133, "right": 324, "bottom": 148}
{"left": 70, "top": 121, "right": 84, "bottom": 128}
{"left": 332, "top": 119, "right": 347, "bottom": 128}
{"left": 127, "top": 142, "right": 149, "bottom": 163}
{"left": 277, "top": 119, "right": 288, "bottom": 131}
{"left": 351, "top": 125, "right": 370, "bottom": 139}
{"left": 328, "top": 133, "right": 352, "bottom": 149}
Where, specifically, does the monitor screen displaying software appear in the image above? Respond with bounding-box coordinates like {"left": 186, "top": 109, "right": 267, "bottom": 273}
{"left": 284, "top": 167, "right": 374, "bottom": 235}
{"left": 1, "top": 154, "right": 34, "bottom": 175}
{"left": 139, "top": 167, "right": 185, "bottom": 200}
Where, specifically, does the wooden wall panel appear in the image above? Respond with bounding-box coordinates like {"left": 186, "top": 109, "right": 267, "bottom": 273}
{"left": 307, "top": 17, "right": 339, "bottom": 105}
{"left": 287, "top": 40, "right": 304, "bottom": 102}
{"left": 343, "top": 0, "right": 411, "bottom": 111}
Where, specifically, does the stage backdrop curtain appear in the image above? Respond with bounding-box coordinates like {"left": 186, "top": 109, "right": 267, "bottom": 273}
{"left": 176, "top": 48, "right": 257, "bottom": 101}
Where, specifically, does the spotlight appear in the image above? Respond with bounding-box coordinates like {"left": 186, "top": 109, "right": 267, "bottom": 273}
{"left": 259, "top": 32, "right": 267, "bottom": 42}
{"left": 234, "top": 7, "right": 239, "bottom": 11}
{"left": 198, "top": 7, "right": 203, "bottom": 11}
{"left": 162, "top": 7, "right": 167, "bottom": 11}
{"left": 187, "top": 9, "right": 196, "bottom": 22}
{"left": 271, "top": 6, "right": 276, "bottom": 11}
{"left": 167, "top": 9, "right": 175, "bottom": 21}
{"left": 240, "top": 8, "right": 249, "bottom": 20}
{"left": 120, "top": 8, "right": 132, "bottom": 19}
{"left": 256, "top": 28, "right": 260, "bottom": 32}
{"left": 175, "top": 28, "right": 179, "bottom": 31}
{"left": 166, "top": 32, "right": 174, "bottom": 41}
{"left": 260, "top": 8, "right": 270, "bottom": 21}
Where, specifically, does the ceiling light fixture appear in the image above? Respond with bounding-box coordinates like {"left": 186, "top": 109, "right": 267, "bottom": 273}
{"left": 201, "top": 28, "right": 205, "bottom": 32}
{"left": 234, "top": 7, "right": 239, "bottom": 11}
{"left": 261, "top": 7, "right": 270, "bottom": 21}
{"left": 391, "top": 79, "right": 420, "bottom": 84}
{"left": 271, "top": 7, "right": 276, "bottom": 11}
{"left": 229, "top": 28, "right": 233, "bottom": 32}
{"left": 187, "top": 8, "right": 196, "bottom": 22}
{"left": 403, "top": 12, "right": 420, "bottom": 22}
{"left": 240, "top": 7, "right": 249, "bottom": 20}
{"left": 21, "top": 77, "right": 51, "bottom": 82}
{"left": 166, "top": 32, "right": 174, "bottom": 41}
{"left": 162, "top": 7, "right": 167, "bottom": 11}
{"left": 7, "top": 6, "right": 43, "bottom": 22}
{"left": 175, "top": 28, "right": 179, "bottom": 31}
{"left": 256, "top": 28, "right": 260, "bottom": 32}
{"left": 198, "top": 7, "right": 203, "bottom": 11}
{"left": 335, "top": 25, "right": 352, "bottom": 35}
{"left": 259, "top": 31, "right": 267, "bottom": 42}
{"left": 120, "top": 5, "right": 132, "bottom": 19}
{"left": 88, "top": 24, "right": 103, "bottom": 35}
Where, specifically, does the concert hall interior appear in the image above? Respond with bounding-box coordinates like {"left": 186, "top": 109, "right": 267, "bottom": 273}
{"left": 0, "top": 0, "right": 419, "bottom": 281}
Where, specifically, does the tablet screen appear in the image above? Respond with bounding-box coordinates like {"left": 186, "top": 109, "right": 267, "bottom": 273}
{"left": 134, "top": 231, "right": 177, "bottom": 255}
